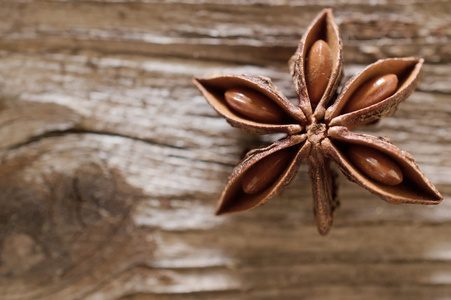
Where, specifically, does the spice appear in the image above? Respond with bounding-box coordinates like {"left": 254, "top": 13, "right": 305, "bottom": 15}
{"left": 193, "top": 9, "right": 443, "bottom": 235}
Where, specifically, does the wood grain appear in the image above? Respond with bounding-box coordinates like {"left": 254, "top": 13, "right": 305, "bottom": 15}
{"left": 0, "top": 1, "right": 450, "bottom": 299}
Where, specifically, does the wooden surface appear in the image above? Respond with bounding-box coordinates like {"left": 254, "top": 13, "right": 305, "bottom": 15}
{"left": 0, "top": 1, "right": 450, "bottom": 299}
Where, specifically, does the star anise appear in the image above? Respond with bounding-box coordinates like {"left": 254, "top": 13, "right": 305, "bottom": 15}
{"left": 193, "top": 9, "right": 443, "bottom": 235}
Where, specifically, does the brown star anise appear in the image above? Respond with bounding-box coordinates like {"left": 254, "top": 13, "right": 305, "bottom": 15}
{"left": 193, "top": 9, "right": 443, "bottom": 235}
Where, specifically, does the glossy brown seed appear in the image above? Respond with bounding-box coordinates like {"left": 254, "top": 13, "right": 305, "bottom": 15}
{"left": 242, "top": 148, "right": 293, "bottom": 195}
{"left": 346, "top": 144, "right": 403, "bottom": 186}
{"left": 224, "top": 88, "right": 286, "bottom": 124}
{"left": 305, "top": 40, "right": 333, "bottom": 105}
{"left": 343, "top": 74, "right": 398, "bottom": 113}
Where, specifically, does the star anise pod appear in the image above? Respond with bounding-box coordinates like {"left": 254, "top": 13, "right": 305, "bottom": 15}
{"left": 193, "top": 9, "right": 443, "bottom": 235}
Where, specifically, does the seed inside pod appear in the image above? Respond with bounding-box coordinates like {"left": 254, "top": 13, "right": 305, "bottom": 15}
{"left": 224, "top": 88, "right": 286, "bottom": 124}
{"left": 242, "top": 148, "right": 293, "bottom": 195}
{"left": 346, "top": 144, "right": 403, "bottom": 186}
{"left": 305, "top": 39, "right": 333, "bottom": 105}
{"left": 343, "top": 74, "right": 398, "bottom": 113}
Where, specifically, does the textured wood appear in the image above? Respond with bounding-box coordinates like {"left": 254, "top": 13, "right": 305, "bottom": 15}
{"left": 0, "top": 1, "right": 450, "bottom": 299}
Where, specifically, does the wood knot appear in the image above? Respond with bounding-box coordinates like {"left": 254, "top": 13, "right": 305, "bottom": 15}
{"left": 0, "top": 160, "right": 144, "bottom": 295}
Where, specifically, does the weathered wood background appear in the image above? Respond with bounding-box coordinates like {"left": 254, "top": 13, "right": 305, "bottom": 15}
{"left": 0, "top": 1, "right": 450, "bottom": 299}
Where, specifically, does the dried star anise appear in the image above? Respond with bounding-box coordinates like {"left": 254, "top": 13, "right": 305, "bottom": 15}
{"left": 193, "top": 9, "right": 443, "bottom": 235}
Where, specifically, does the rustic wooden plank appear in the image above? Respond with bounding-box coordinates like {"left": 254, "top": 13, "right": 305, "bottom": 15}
{"left": 1, "top": 132, "right": 451, "bottom": 299}
{"left": 0, "top": 1, "right": 450, "bottom": 299}
{"left": 0, "top": 1, "right": 449, "bottom": 64}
